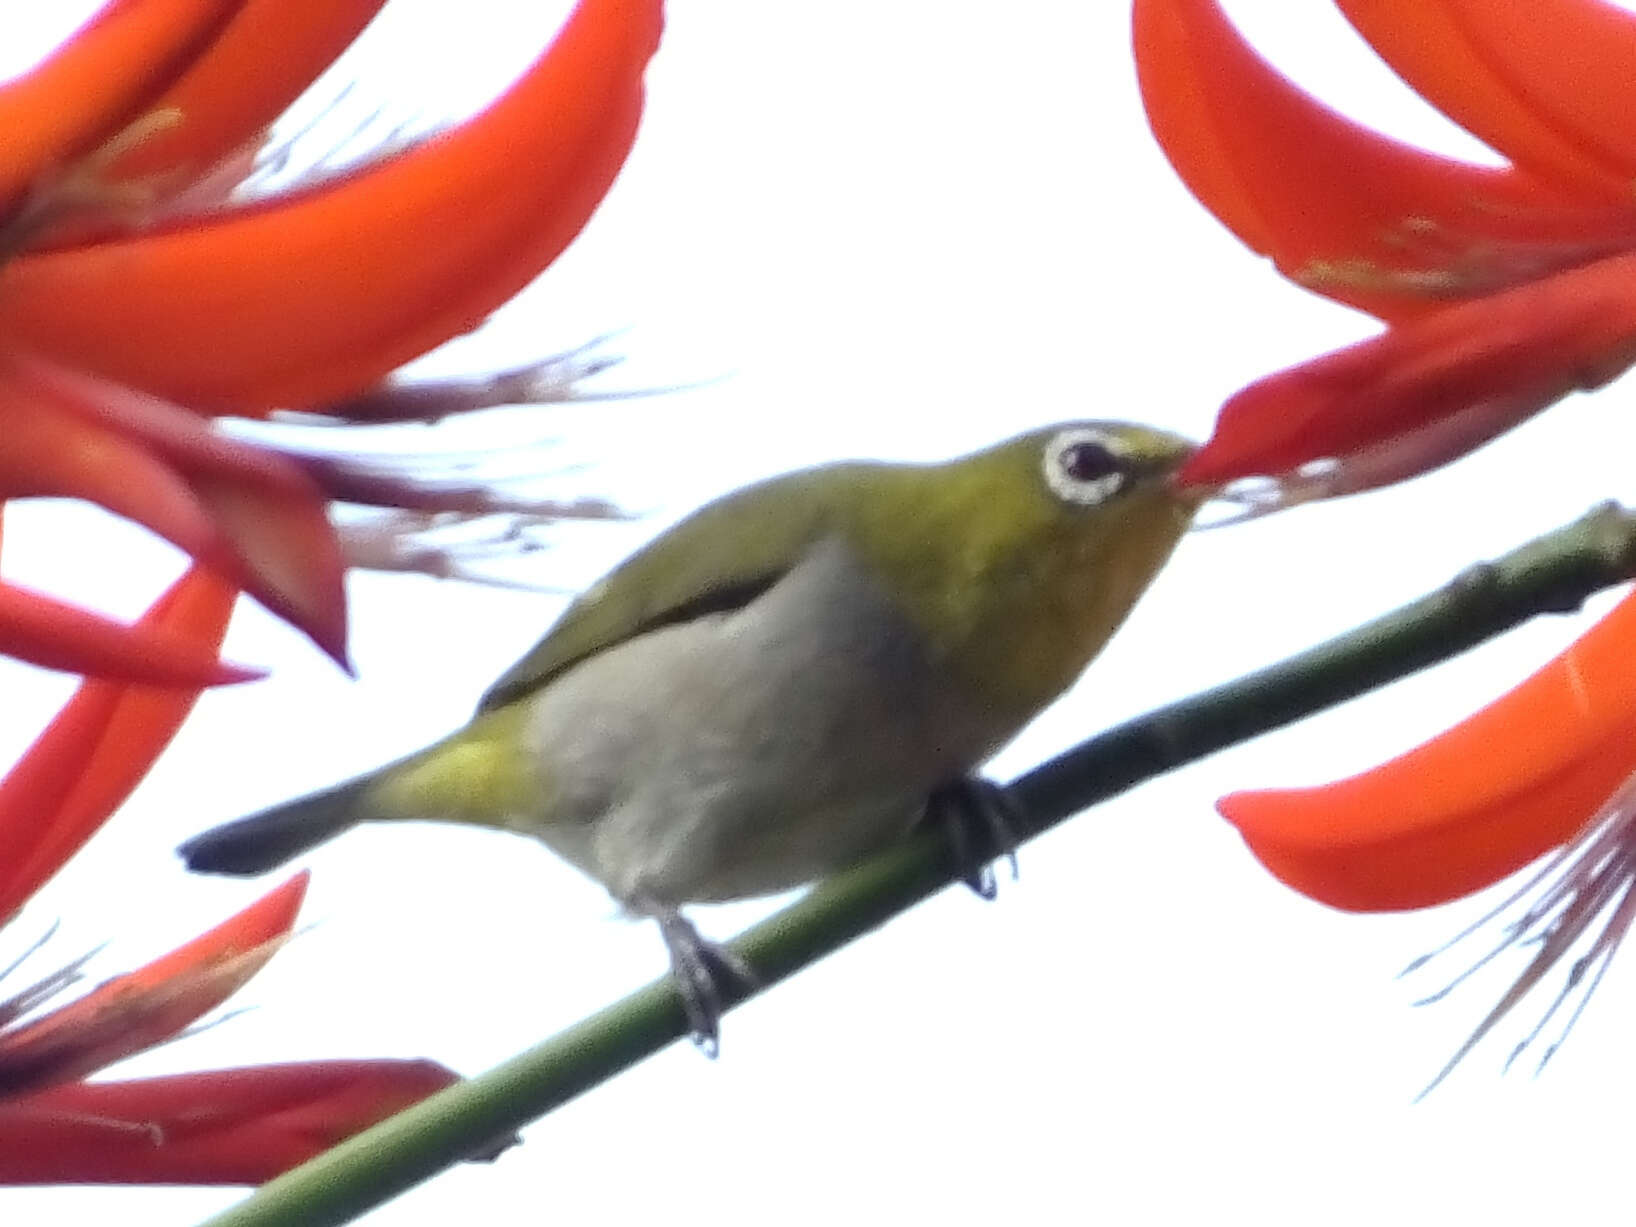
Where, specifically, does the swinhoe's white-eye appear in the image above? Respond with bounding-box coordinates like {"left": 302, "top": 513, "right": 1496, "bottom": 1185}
{"left": 181, "top": 421, "right": 1200, "bottom": 1049}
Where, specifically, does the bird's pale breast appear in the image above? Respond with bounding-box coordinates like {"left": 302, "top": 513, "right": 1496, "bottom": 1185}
{"left": 512, "top": 536, "right": 1008, "bottom": 906}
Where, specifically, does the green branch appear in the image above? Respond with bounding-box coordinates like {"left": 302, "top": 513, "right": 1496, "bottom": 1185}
{"left": 198, "top": 500, "right": 1636, "bottom": 1227}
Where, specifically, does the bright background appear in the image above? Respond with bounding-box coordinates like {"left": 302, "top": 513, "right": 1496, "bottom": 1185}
{"left": 6, "top": 3, "right": 1636, "bottom": 1224}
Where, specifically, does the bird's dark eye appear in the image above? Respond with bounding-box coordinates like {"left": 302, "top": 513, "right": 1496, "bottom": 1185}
{"left": 1042, "top": 428, "right": 1130, "bottom": 507}
{"left": 1059, "top": 440, "right": 1119, "bottom": 484}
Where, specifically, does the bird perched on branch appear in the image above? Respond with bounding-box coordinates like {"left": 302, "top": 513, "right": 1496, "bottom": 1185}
{"left": 181, "top": 421, "right": 1200, "bottom": 1049}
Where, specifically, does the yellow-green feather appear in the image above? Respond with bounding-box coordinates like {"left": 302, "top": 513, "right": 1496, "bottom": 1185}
{"left": 833, "top": 424, "right": 1199, "bottom": 720}
{"left": 369, "top": 703, "right": 539, "bottom": 829}
{"left": 476, "top": 423, "right": 1195, "bottom": 722}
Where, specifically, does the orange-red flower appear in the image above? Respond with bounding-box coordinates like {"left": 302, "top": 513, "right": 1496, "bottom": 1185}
{"left": 1136, "top": 0, "right": 1636, "bottom": 504}
{"left": 0, "top": 570, "right": 479, "bottom": 1183}
{"left": 1136, "top": 0, "right": 1636, "bottom": 1079}
{"left": 1, "top": 0, "right": 664, "bottom": 681}
{"left": 1220, "top": 588, "right": 1636, "bottom": 1091}
{"left": 0, "top": 2, "right": 663, "bottom": 1176}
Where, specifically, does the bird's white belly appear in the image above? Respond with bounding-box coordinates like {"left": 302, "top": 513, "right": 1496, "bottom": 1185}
{"left": 516, "top": 539, "right": 1001, "bottom": 906}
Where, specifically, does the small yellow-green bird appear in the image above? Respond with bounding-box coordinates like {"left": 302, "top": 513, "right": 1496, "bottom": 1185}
{"left": 181, "top": 421, "right": 1199, "bottom": 1047}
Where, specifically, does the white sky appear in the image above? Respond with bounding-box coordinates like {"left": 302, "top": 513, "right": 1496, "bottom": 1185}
{"left": 7, "top": 2, "right": 1636, "bottom": 1224}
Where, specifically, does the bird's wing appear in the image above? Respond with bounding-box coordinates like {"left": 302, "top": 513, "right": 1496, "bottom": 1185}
{"left": 475, "top": 461, "right": 874, "bottom": 713}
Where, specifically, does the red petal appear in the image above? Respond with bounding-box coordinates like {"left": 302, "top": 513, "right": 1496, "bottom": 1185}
{"left": 0, "top": 874, "right": 308, "bottom": 1094}
{"left": 1133, "top": 0, "right": 1636, "bottom": 321}
{"left": 0, "top": 375, "right": 230, "bottom": 569}
{"left": 15, "top": 357, "right": 349, "bottom": 664}
{"left": 0, "top": 578, "right": 255, "bottom": 689}
{"left": 0, "top": 0, "right": 665, "bottom": 413}
{"left": 1218, "top": 590, "right": 1636, "bottom": 910}
{"left": 0, "top": 567, "right": 244, "bottom": 923}
{"left": 115, "top": 871, "right": 307, "bottom": 992}
{"left": 1440, "top": 0, "right": 1636, "bottom": 182}
{"left": 1336, "top": 0, "right": 1636, "bottom": 197}
{"left": 1178, "top": 250, "right": 1636, "bottom": 487}
{"left": 0, "top": 0, "right": 246, "bottom": 218}
{"left": 0, "top": 1060, "right": 461, "bottom": 1185}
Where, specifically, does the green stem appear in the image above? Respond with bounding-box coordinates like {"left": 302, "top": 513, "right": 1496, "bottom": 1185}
{"left": 198, "top": 501, "right": 1636, "bottom": 1227}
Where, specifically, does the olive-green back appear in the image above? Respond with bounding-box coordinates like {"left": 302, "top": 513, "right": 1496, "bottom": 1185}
{"left": 475, "top": 462, "right": 884, "bottom": 714}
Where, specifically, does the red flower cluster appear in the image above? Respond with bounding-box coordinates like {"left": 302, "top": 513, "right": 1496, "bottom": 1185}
{"left": 1, "top": 0, "right": 662, "bottom": 680}
{"left": 0, "top": 0, "right": 662, "bottom": 1183}
{"left": 0, "top": 571, "right": 468, "bottom": 1183}
{"left": 1137, "top": 0, "right": 1636, "bottom": 1080}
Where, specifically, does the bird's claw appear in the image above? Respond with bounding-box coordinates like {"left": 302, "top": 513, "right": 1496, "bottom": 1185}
{"left": 929, "top": 777, "right": 1022, "bottom": 900}
{"left": 653, "top": 910, "right": 757, "bottom": 1057}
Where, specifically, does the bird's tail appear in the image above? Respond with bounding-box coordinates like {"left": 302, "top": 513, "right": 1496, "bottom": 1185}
{"left": 180, "top": 776, "right": 377, "bottom": 875}
{"left": 182, "top": 707, "right": 535, "bottom": 875}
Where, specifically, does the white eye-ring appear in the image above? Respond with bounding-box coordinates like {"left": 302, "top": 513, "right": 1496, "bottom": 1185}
{"left": 1042, "top": 427, "right": 1129, "bottom": 507}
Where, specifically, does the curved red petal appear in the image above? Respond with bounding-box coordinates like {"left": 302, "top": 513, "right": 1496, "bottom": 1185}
{"left": 191, "top": 472, "right": 348, "bottom": 663}
{"left": 0, "top": 0, "right": 664, "bottom": 413}
{"left": 0, "top": 874, "right": 308, "bottom": 1094}
{"left": 0, "top": 383, "right": 227, "bottom": 567}
{"left": 17, "top": 358, "right": 349, "bottom": 664}
{"left": 0, "top": 567, "right": 245, "bottom": 923}
{"left": 0, "top": 579, "right": 253, "bottom": 690}
{"left": 1134, "top": 0, "right": 1636, "bottom": 321}
{"left": 1132, "top": 0, "right": 1276, "bottom": 257}
{"left": 1219, "top": 589, "right": 1636, "bottom": 911}
{"left": 124, "top": 870, "right": 308, "bottom": 990}
{"left": 1178, "top": 250, "right": 1636, "bottom": 486}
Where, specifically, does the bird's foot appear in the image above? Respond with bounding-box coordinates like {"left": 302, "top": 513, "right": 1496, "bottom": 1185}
{"left": 927, "top": 776, "right": 1022, "bottom": 901}
{"left": 647, "top": 907, "right": 757, "bottom": 1057}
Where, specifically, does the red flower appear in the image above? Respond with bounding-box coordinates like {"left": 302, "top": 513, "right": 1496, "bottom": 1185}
{"left": 1136, "top": 0, "right": 1636, "bottom": 504}
{"left": 1220, "top": 588, "right": 1636, "bottom": 1092}
{"left": 1, "top": 0, "right": 664, "bottom": 680}
{"left": 0, "top": 2, "right": 669, "bottom": 1178}
{"left": 0, "top": 571, "right": 480, "bottom": 1183}
{"left": 1136, "top": 0, "right": 1636, "bottom": 1081}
